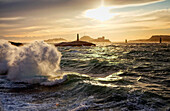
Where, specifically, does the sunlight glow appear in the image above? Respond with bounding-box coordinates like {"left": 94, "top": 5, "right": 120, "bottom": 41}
{"left": 85, "top": 6, "right": 113, "bottom": 21}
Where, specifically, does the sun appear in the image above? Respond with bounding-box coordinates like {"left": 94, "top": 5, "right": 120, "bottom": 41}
{"left": 85, "top": 6, "right": 113, "bottom": 22}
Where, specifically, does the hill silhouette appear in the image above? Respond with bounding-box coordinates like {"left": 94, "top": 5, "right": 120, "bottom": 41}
{"left": 148, "top": 35, "right": 170, "bottom": 41}
{"left": 80, "top": 36, "right": 111, "bottom": 43}
{"left": 44, "top": 38, "right": 67, "bottom": 43}
{"left": 80, "top": 36, "right": 94, "bottom": 41}
{"left": 129, "top": 35, "right": 170, "bottom": 43}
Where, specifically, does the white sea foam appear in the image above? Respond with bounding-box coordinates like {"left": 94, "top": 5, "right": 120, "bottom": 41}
{"left": 0, "top": 40, "right": 64, "bottom": 85}
{"left": 0, "top": 40, "right": 17, "bottom": 74}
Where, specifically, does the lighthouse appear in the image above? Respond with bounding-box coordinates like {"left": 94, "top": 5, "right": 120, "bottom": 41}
{"left": 160, "top": 37, "right": 162, "bottom": 43}
{"left": 77, "top": 33, "right": 79, "bottom": 41}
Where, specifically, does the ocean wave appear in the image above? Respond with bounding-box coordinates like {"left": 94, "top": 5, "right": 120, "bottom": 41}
{"left": 0, "top": 73, "right": 169, "bottom": 111}
{"left": 0, "top": 43, "right": 170, "bottom": 110}
{"left": 0, "top": 40, "right": 62, "bottom": 84}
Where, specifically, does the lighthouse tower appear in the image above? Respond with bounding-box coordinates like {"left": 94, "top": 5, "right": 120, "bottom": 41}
{"left": 77, "top": 34, "right": 79, "bottom": 41}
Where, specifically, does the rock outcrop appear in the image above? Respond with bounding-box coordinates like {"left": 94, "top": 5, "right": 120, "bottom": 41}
{"left": 55, "top": 41, "right": 96, "bottom": 46}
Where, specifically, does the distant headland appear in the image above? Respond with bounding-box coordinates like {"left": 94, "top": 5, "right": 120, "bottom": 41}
{"left": 44, "top": 38, "right": 67, "bottom": 43}
{"left": 129, "top": 35, "right": 170, "bottom": 43}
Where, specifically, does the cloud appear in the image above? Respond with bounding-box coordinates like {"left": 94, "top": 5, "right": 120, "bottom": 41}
{"left": 121, "top": 9, "right": 170, "bottom": 26}
{"left": 105, "top": 0, "right": 165, "bottom": 6}
{"left": 0, "top": 0, "right": 101, "bottom": 18}
{"left": 138, "top": 9, "right": 170, "bottom": 22}
{"left": 1, "top": 9, "right": 170, "bottom": 39}
{"left": 0, "top": 0, "right": 169, "bottom": 41}
{"left": 0, "top": 0, "right": 166, "bottom": 18}
{"left": 0, "top": 17, "right": 24, "bottom": 21}
{"left": 104, "top": 9, "right": 170, "bottom": 33}
{"left": 0, "top": 36, "right": 46, "bottom": 41}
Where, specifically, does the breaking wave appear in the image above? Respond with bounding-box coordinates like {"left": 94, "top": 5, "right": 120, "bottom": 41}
{"left": 0, "top": 40, "right": 64, "bottom": 85}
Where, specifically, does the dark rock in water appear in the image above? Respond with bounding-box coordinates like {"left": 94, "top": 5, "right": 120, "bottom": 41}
{"left": 9, "top": 41, "right": 23, "bottom": 46}
{"left": 54, "top": 41, "right": 96, "bottom": 46}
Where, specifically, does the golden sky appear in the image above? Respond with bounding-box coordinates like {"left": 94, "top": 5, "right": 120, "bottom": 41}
{"left": 0, "top": 0, "right": 170, "bottom": 42}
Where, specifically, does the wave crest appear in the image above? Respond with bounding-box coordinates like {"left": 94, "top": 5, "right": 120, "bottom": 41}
{"left": 0, "top": 40, "right": 62, "bottom": 84}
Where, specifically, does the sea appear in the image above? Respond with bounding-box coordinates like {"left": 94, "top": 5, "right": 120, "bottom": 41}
{"left": 0, "top": 41, "right": 170, "bottom": 111}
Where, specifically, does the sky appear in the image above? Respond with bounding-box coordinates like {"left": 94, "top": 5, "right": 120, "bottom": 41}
{"left": 0, "top": 0, "right": 170, "bottom": 42}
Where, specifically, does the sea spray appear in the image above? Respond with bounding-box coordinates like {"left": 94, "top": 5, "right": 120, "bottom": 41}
{"left": 0, "top": 40, "right": 17, "bottom": 74}
{"left": 0, "top": 40, "right": 62, "bottom": 84}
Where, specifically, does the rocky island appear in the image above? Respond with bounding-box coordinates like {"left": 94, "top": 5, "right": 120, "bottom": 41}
{"left": 54, "top": 34, "right": 96, "bottom": 46}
